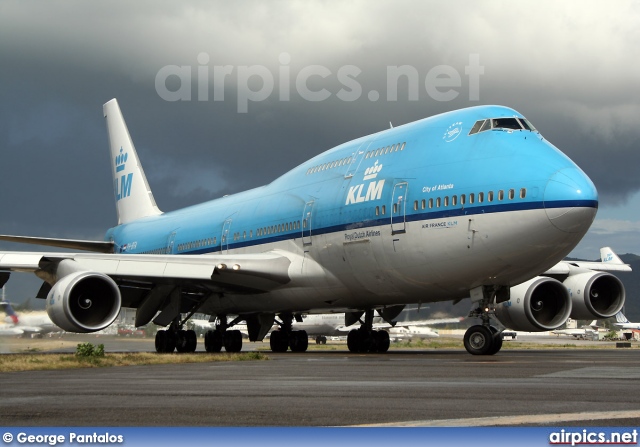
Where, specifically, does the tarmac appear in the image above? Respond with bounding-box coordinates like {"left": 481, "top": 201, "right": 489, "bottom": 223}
{"left": 1, "top": 334, "right": 639, "bottom": 427}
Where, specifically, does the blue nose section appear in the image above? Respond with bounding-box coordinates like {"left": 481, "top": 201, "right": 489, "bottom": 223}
{"left": 544, "top": 167, "right": 598, "bottom": 233}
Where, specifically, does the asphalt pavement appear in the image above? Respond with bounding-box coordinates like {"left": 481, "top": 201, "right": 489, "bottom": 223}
{"left": 1, "top": 336, "right": 639, "bottom": 427}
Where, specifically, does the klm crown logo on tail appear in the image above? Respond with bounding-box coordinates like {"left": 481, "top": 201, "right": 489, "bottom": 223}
{"left": 115, "top": 147, "right": 133, "bottom": 201}
{"left": 345, "top": 161, "right": 385, "bottom": 205}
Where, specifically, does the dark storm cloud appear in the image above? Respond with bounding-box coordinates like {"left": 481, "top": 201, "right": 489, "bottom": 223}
{"left": 1, "top": 0, "right": 639, "bottom": 300}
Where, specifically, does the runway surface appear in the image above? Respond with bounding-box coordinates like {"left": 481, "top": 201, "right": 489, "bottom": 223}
{"left": 1, "top": 337, "right": 640, "bottom": 426}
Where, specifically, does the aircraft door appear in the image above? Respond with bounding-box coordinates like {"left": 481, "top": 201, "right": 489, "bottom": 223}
{"left": 391, "top": 182, "right": 408, "bottom": 234}
{"left": 222, "top": 219, "right": 232, "bottom": 253}
{"left": 302, "top": 201, "right": 314, "bottom": 246}
{"left": 344, "top": 141, "right": 369, "bottom": 179}
{"left": 166, "top": 231, "right": 177, "bottom": 254}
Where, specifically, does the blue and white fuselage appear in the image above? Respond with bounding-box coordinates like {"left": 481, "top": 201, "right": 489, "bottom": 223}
{"left": 105, "top": 104, "right": 596, "bottom": 315}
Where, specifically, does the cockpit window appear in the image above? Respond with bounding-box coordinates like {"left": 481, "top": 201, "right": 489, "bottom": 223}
{"left": 518, "top": 117, "right": 536, "bottom": 131}
{"left": 469, "top": 120, "right": 484, "bottom": 135}
{"left": 479, "top": 119, "right": 492, "bottom": 132}
{"left": 491, "top": 118, "right": 522, "bottom": 130}
{"left": 469, "top": 116, "right": 538, "bottom": 135}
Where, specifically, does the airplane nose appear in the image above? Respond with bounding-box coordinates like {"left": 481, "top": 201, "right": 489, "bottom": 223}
{"left": 544, "top": 167, "right": 598, "bottom": 233}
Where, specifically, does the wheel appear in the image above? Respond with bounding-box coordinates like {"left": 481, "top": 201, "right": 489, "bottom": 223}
{"left": 463, "top": 325, "right": 494, "bottom": 355}
{"left": 321, "top": 336, "right": 327, "bottom": 344}
{"left": 204, "top": 330, "right": 223, "bottom": 352}
{"left": 185, "top": 329, "right": 197, "bottom": 352}
{"left": 223, "top": 330, "right": 243, "bottom": 352}
{"left": 155, "top": 330, "right": 167, "bottom": 353}
{"left": 155, "top": 330, "right": 176, "bottom": 353}
{"left": 347, "top": 329, "right": 360, "bottom": 352}
{"left": 163, "top": 331, "right": 177, "bottom": 353}
{"left": 290, "top": 330, "right": 309, "bottom": 352}
{"left": 374, "top": 330, "right": 390, "bottom": 353}
{"left": 487, "top": 326, "right": 503, "bottom": 355}
{"left": 359, "top": 330, "right": 374, "bottom": 352}
{"left": 175, "top": 330, "right": 188, "bottom": 353}
{"left": 270, "top": 330, "right": 289, "bottom": 352}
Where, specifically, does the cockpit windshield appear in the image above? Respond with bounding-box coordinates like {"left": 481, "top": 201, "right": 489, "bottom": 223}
{"left": 468, "top": 117, "right": 537, "bottom": 135}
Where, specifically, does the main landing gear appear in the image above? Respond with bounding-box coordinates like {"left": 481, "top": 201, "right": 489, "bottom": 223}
{"left": 270, "top": 313, "right": 309, "bottom": 353}
{"left": 463, "top": 286, "right": 505, "bottom": 355}
{"left": 155, "top": 319, "right": 198, "bottom": 353}
{"left": 463, "top": 325, "right": 502, "bottom": 355}
{"left": 204, "top": 316, "right": 243, "bottom": 353}
{"left": 346, "top": 309, "right": 390, "bottom": 353}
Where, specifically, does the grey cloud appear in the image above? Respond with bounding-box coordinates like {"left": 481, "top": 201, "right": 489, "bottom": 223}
{"left": 1, "top": 0, "right": 640, "bottom": 301}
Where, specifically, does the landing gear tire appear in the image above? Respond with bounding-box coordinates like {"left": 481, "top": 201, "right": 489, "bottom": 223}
{"left": 348, "top": 329, "right": 388, "bottom": 353}
{"left": 487, "top": 326, "right": 503, "bottom": 355}
{"left": 176, "top": 330, "right": 189, "bottom": 353}
{"left": 155, "top": 330, "right": 176, "bottom": 353}
{"left": 374, "top": 330, "right": 390, "bottom": 353}
{"left": 289, "top": 330, "right": 309, "bottom": 352}
{"left": 204, "top": 330, "right": 223, "bottom": 352}
{"left": 315, "top": 335, "right": 327, "bottom": 345}
{"left": 463, "top": 325, "right": 494, "bottom": 355}
{"left": 185, "top": 329, "right": 197, "bottom": 352}
{"left": 270, "top": 330, "right": 289, "bottom": 352}
{"left": 347, "top": 329, "right": 360, "bottom": 352}
{"left": 223, "top": 330, "right": 243, "bottom": 352}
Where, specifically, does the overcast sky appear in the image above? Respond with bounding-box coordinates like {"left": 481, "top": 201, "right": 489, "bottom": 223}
{"left": 1, "top": 1, "right": 639, "bottom": 301}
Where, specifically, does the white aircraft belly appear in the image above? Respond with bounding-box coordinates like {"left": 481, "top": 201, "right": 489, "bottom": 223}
{"left": 210, "top": 207, "right": 588, "bottom": 314}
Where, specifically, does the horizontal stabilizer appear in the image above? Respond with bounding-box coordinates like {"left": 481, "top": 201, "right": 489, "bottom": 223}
{"left": 0, "top": 235, "right": 114, "bottom": 253}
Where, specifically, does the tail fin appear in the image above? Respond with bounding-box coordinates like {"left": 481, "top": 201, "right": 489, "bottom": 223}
{"left": 600, "top": 247, "right": 625, "bottom": 265}
{"left": 615, "top": 311, "right": 629, "bottom": 324}
{"left": 103, "top": 99, "right": 162, "bottom": 225}
{"left": 0, "top": 300, "right": 19, "bottom": 325}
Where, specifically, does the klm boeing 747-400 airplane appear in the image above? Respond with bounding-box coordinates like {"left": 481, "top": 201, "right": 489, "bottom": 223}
{"left": 0, "top": 99, "right": 631, "bottom": 355}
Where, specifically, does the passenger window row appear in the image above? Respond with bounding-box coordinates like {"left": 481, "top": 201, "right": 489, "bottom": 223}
{"left": 305, "top": 141, "right": 406, "bottom": 176}
{"left": 306, "top": 156, "right": 353, "bottom": 175}
{"left": 413, "top": 188, "right": 527, "bottom": 211}
{"left": 256, "top": 220, "right": 301, "bottom": 237}
{"left": 178, "top": 237, "right": 217, "bottom": 253}
{"left": 364, "top": 142, "right": 406, "bottom": 159}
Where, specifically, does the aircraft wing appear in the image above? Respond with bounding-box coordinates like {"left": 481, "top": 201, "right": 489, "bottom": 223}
{"left": 545, "top": 247, "right": 631, "bottom": 274}
{"left": 0, "top": 250, "right": 292, "bottom": 295}
{"left": 0, "top": 326, "right": 24, "bottom": 336}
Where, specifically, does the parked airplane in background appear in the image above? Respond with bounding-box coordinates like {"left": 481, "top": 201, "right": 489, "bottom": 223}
{"left": 614, "top": 312, "right": 640, "bottom": 330}
{"left": 0, "top": 298, "right": 60, "bottom": 337}
{"left": 386, "top": 325, "right": 440, "bottom": 341}
{"left": 0, "top": 99, "right": 630, "bottom": 356}
{"left": 297, "top": 312, "right": 461, "bottom": 344}
{"left": 552, "top": 319, "right": 599, "bottom": 339}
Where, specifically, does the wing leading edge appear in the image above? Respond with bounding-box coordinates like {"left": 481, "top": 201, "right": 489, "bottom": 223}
{"left": 0, "top": 251, "right": 292, "bottom": 294}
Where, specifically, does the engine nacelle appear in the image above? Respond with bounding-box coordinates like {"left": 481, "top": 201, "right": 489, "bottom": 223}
{"left": 46, "top": 270, "right": 122, "bottom": 333}
{"left": 563, "top": 271, "right": 625, "bottom": 320}
{"left": 494, "top": 276, "right": 572, "bottom": 331}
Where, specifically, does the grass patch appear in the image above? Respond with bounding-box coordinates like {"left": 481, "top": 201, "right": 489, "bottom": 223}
{"left": 0, "top": 351, "right": 269, "bottom": 373}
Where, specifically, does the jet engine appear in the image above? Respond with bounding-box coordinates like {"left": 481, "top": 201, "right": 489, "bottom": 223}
{"left": 494, "top": 276, "right": 572, "bottom": 331}
{"left": 563, "top": 271, "right": 625, "bottom": 320}
{"left": 46, "top": 270, "right": 122, "bottom": 332}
